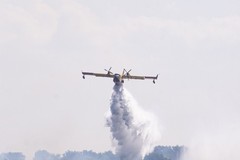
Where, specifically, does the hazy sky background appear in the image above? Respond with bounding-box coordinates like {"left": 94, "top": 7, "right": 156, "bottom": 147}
{"left": 0, "top": 0, "right": 240, "bottom": 159}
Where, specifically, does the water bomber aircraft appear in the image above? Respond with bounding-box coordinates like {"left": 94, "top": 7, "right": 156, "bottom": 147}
{"left": 82, "top": 67, "right": 158, "bottom": 85}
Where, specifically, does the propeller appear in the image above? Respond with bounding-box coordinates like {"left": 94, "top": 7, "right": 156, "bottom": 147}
{"left": 104, "top": 67, "right": 113, "bottom": 75}
{"left": 123, "top": 69, "right": 132, "bottom": 80}
{"left": 124, "top": 69, "right": 132, "bottom": 76}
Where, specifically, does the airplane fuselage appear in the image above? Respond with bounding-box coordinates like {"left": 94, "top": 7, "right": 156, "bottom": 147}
{"left": 113, "top": 74, "right": 124, "bottom": 85}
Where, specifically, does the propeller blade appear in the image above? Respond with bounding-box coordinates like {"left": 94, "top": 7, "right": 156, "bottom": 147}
{"left": 109, "top": 67, "right": 113, "bottom": 74}
{"left": 122, "top": 69, "right": 125, "bottom": 76}
{"left": 104, "top": 67, "right": 113, "bottom": 74}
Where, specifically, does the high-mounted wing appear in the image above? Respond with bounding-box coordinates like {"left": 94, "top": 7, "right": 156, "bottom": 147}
{"left": 122, "top": 74, "right": 158, "bottom": 80}
{"left": 122, "top": 75, "right": 145, "bottom": 80}
{"left": 145, "top": 75, "right": 158, "bottom": 80}
{"left": 145, "top": 74, "right": 159, "bottom": 84}
{"left": 82, "top": 72, "right": 114, "bottom": 79}
{"left": 122, "top": 74, "right": 158, "bottom": 83}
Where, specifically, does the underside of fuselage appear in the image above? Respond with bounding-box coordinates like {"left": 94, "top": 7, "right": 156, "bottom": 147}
{"left": 113, "top": 74, "right": 124, "bottom": 85}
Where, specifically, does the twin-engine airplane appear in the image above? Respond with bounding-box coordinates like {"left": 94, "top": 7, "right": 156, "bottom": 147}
{"left": 82, "top": 67, "right": 158, "bottom": 85}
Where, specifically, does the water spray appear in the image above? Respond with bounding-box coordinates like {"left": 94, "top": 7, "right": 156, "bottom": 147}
{"left": 106, "top": 84, "right": 161, "bottom": 160}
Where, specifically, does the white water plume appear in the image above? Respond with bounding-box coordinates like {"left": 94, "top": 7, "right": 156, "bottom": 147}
{"left": 106, "top": 84, "right": 161, "bottom": 160}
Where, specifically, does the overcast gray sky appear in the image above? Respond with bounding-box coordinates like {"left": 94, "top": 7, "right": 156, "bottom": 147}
{"left": 0, "top": 0, "right": 240, "bottom": 159}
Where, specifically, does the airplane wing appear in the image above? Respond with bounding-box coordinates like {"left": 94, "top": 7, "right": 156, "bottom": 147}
{"left": 122, "top": 75, "right": 145, "bottom": 80}
{"left": 82, "top": 72, "right": 114, "bottom": 78}
{"left": 144, "top": 76, "right": 158, "bottom": 80}
{"left": 122, "top": 75, "right": 158, "bottom": 80}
